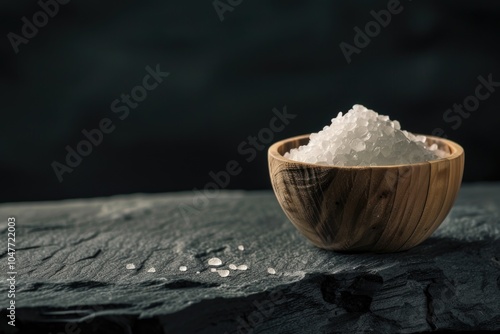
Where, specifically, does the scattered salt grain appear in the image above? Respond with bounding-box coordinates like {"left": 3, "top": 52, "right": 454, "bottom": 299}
{"left": 210, "top": 268, "right": 217, "bottom": 272}
{"left": 238, "top": 245, "right": 245, "bottom": 251}
{"left": 217, "top": 270, "right": 230, "bottom": 277}
{"left": 267, "top": 268, "right": 276, "bottom": 275}
{"left": 285, "top": 104, "right": 447, "bottom": 166}
{"left": 147, "top": 267, "right": 156, "bottom": 273}
{"left": 229, "top": 264, "right": 237, "bottom": 270}
{"left": 126, "top": 263, "right": 135, "bottom": 270}
{"left": 237, "top": 265, "right": 248, "bottom": 271}
{"left": 196, "top": 271, "right": 200, "bottom": 274}
{"left": 179, "top": 266, "right": 187, "bottom": 272}
{"left": 208, "top": 257, "right": 223, "bottom": 266}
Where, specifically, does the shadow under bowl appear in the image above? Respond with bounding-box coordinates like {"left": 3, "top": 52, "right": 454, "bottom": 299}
{"left": 268, "top": 134, "right": 465, "bottom": 253}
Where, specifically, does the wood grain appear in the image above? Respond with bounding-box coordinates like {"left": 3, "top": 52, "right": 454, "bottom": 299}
{"left": 268, "top": 134, "right": 465, "bottom": 252}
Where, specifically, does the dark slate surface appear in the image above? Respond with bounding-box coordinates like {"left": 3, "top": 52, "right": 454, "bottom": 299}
{"left": 1, "top": 184, "right": 499, "bottom": 334}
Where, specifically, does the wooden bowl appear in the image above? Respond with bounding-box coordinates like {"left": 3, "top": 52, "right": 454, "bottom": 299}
{"left": 268, "top": 134, "right": 464, "bottom": 253}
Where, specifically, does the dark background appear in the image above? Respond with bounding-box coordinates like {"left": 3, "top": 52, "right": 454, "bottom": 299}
{"left": 1, "top": 0, "right": 499, "bottom": 203}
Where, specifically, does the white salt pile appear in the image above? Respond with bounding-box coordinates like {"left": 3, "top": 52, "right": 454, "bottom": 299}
{"left": 285, "top": 104, "right": 447, "bottom": 166}
{"left": 179, "top": 266, "right": 187, "bottom": 272}
{"left": 267, "top": 267, "right": 276, "bottom": 275}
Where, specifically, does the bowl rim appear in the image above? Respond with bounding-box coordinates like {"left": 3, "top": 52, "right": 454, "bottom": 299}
{"left": 268, "top": 134, "right": 464, "bottom": 169}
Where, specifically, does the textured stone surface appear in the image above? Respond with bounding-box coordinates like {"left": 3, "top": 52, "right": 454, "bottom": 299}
{"left": 0, "top": 184, "right": 499, "bottom": 333}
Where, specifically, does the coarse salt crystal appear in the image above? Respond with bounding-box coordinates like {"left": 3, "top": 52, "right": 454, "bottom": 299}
{"left": 208, "top": 257, "right": 222, "bottom": 266}
{"left": 217, "top": 270, "right": 230, "bottom": 277}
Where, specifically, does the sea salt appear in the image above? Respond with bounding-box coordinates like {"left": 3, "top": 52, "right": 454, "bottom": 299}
{"left": 126, "top": 263, "right": 135, "bottom": 270}
{"left": 267, "top": 268, "right": 276, "bottom": 275}
{"left": 179, "top": 266, "right": 187, "bottom": 272}
{"left": 147, "top": 267, "right": 156, "bottom": 273}
{"left": 208, "top": 257, "right": 223, "bottom": 266}
{"left": 237, "top": 245, "right": 245, "bottom": 251}
{"left": 285, "top": 104, "right": 447, "bottom": 166}
{"left": 210, "top": 268, "right": 217, "bottom": 272}
{"left": 237, "top": 265, "right": 248, "bottom": 271}
{"left": 229, "top": 264, "right": 237, "bottom": 270}
{"left": 217, "top": 270, "right": 230, "bottom": 277}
